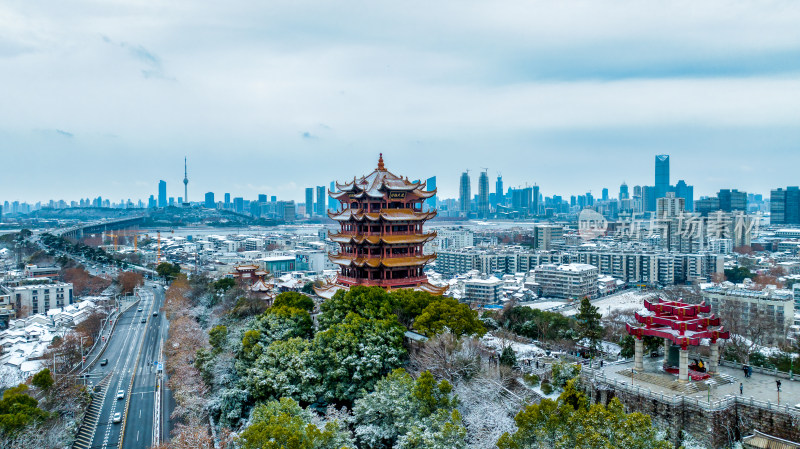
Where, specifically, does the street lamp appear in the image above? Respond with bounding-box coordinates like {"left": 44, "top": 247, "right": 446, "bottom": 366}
{"left": 80, "top": 335, "right": 87, "bottom": 370}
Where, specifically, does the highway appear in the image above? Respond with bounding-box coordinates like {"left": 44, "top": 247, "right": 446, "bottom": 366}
{"left": 75, "top": 282, "right": 168, "bottom": 449}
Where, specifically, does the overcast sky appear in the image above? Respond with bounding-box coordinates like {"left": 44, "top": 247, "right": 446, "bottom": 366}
{"left": 2, "top": 0, "right": 799, "bottom": 204}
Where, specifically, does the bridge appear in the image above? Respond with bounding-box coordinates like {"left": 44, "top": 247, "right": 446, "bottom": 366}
{"left": 58, "top": 215, "right": 148, "bottom": 240}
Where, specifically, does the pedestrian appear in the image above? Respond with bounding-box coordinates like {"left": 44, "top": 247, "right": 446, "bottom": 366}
{"left": 777, "top": 380, "right": 781, "bottom": 392}
{"left": 739, "top": 383, "right": 743, "bottom": 395}
{"left": 743, "top": 365, "right": 748, "bottom": 377}
{"left": 748, "top": 366, "right": 753, "bottom": 378}
{"left": 600, "top": 360, "right": 604, "bottom": 368}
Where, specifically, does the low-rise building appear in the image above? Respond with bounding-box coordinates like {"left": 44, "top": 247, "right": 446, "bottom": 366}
{"left": 702, "top": 285, "right": 794, "bottom": 345}
{"left": 3, "top": 282, "right": 74, "bottom": 317}
{"left": 532, "top": 263, "right": 598, "bottom": 299}
{"left": 463, "top": 277, "right": 502, "bottom": 304}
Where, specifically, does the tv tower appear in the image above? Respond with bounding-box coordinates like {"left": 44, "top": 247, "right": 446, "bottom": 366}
{"left": 182, "top": 157, "right": 189, "bottom": 206}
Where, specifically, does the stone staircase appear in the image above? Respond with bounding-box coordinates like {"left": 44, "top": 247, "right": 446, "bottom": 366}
{"left": 615, "top": 369, "right": 736, "bottom": 395}
{"left": 72, "top": 373, "right": 112, "bottom": 449}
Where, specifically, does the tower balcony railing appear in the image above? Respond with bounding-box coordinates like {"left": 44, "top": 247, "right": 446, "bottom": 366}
{"left": 337, "top": 275, "right": 429, "bottom": 288}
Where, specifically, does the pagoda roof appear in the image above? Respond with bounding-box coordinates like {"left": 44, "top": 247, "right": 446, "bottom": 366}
{"left": 328, "top": 231, "right": 436, "bottom": 245}
{"left": 328, "top": 254, "right": 436, "bottom": 268}
{"left": 328, "top": 208, "right": 437, "bottom": 222}
{"left": 331, "top": 154, "right": 436, "bottom": 200}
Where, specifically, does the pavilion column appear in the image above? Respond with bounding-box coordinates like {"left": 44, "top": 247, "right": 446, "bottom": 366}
{"left": 678, "top": 348, "right": 689, "bottom": 383}
{"left": 663, "top": 338, "right": 670, "bottom": 367}
{"left": 634, "top": 337, "right": 644, "bottom": 372}
{"left": 708, "top": 341, "right": 719, "bottom": 375}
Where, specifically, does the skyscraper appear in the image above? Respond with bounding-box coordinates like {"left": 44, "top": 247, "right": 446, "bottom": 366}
{"left": 478, "top": 170, "right": 489, "bottom": 218}
{"left": 425, "top": 176, "right": 437, "bottom": 211}
{"left": 771, "top": 187, "right": 800, "bottom": 225}
{"left": 316, "top": 186, "right": 326, "bottom": 216}
{"left": 655, "top": 154, "right": 670, "bottom": 200}
{"left": 674, "top": 180, "right": 694, "bottom": 212}
{"left": 619, "top": 183, "right": 629, "bottom": 200}
{"left": 305, "top": 187, "right": 314, "bottom": 217}
{"left": 328, "top": 181, "right": 338, "bottom": 211}
{"left": 205, "top": 192, "right": 215, "bottom": 208}
{"left": 224, "top": 193, "right": 231, "bottom": 209}
{"left": 718, "top": 189, "right": 747, "bottom": 212}
{"left": 158, "top": 180, "right": 167, "bottom": 208}
{"left": 459, "top": 172, "right": 471, "bottom": 215}
{"left": 492, "top": 175, "right": 503, "bottom": 209}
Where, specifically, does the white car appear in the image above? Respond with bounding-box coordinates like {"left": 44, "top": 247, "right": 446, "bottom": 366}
{"left": 116, "top": 390, "right": 124, "bottom": 400}
{"left": 113, "top": 412, "right": 122, "bottom": 423}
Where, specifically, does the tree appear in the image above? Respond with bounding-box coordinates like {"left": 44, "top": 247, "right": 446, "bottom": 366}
{"left": 244, "top": 338, "right": 318, "bottom": 404}
{"left": 408, "top": 332, "right": 482, "bottom": 382}
{"left": 413, "top": 298, "right": 486, "bottom": 338}
{"left": 0, "top": 385, "right": 51, "bottom": 433}
{"left": 208, "top": 325, "right": 228, "bottom": 353}
{"left": 496, "top": 380, "right": 670, "bottom": 449}
{"left": 499, "top": 346, "right": 517, "bottom": 367}
{"left": 272, "top": 292, "right": 315, "bottom": 312}
{"left": 388, "top": 290, "right": 436, "bottom": 327}
{"left": 724, "top": 266, "right": 755, "bottom": 284}
{"left": 238, "top": 398, "right": 354, "bottom": 449}
{"left": 117, "top": 271, "right": 144, "bottom": 295}
{"left": 619, "top": 334, "right": 662, "bottom": 359}
{"left": 317, "top": 286, "right": 396, "bottom": 330}
{"left": 213, "top": 278, "right": 236, "bottom": 292}
{"left": 31, "top": 369, "right": 54, "bottom": 392}
{"left": 574, "top": 297, "right": 603, "bottom": 355}
{"left": 253, "top": 306, "right": 313, "bottom": 345}
{"left": 312, "top": 313, "right": 406, "bottom": 403}
{"left": 352, "top": 369, "right": 462, "bottom": 449}
{"left": 157, "top": 262, "right": 182, "bottom": 281}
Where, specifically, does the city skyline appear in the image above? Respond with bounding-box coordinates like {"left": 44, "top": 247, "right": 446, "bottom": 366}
{"left": 2, "top": 1, "right": 800, "bottom": 203}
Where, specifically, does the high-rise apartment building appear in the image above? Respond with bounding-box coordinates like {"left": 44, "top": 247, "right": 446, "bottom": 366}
{"left": 158, "top": 180, "right": 167, "bottom": 208}
{"left": 478, "top": 171, "right": 489, "bottom": 219}
{"left": 656, "top": 192, "right": 685, "bottom": 218}
{"left": 305, "top": 187, "right": 314, "bottom": 217}
{"left": 459, "top": 172, "right": 471, "bottom": 216}
{"left": 204, "top": 192, "right": 215, "bottom": 208}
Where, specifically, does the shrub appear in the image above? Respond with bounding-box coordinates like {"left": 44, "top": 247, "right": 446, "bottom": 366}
{"left": 540, "top": 381, "right": 553, "bottom": 395}
{"left": 523, "top": 373, "right": 540, "bottom": 387}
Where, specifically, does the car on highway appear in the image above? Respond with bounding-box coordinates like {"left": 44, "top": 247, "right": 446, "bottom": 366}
{"left": 117, "top": 390, "right": 124, "bottom": 400}
{"left": 153, "top": 311, "right": 158, "bottom": 316}
{"left": 100, "top": 359, "right": 108, "bottom": 366}
{"left": 141, "top": 317, "right": 147, "bottom": 323}
{"left": 137, "top": 307, "right": 143, "bottom": 312}
{"left": 113, "top": 412, "right": 122, "bottom": 423}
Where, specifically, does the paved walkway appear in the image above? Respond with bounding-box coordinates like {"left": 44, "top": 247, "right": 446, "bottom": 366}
{"left": 596, "top": 357, "right": 800, "bottom": 406}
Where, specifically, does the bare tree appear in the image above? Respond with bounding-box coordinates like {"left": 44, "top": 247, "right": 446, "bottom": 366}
{"left": 718, "top": 300, "right": 775, "bottom": 364}
{"left": 408, "top": 331, "right": 483, "bottom": 382}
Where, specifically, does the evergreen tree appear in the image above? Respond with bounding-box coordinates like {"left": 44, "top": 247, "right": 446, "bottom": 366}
{"left": 574, "top": 297, "right": 603, "bottom": 355}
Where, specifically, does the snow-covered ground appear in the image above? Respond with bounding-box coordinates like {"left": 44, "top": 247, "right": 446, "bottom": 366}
{"left": 481, "top": 335, "right": 547, "bottom": 359}
{"left": 562, "top": 290, "right": 656, "bottom": 317}
{"left": 524, "top": 301, "right": 569, "bottom": 311}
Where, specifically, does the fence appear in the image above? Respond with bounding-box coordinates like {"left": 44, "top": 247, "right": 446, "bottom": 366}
{"left": 581, "top": 367, "right": 800, "bottom": 417}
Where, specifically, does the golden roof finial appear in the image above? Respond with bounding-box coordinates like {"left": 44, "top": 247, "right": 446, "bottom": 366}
{"left": 377, "top": 153, "right": 385, "bottom": 171}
